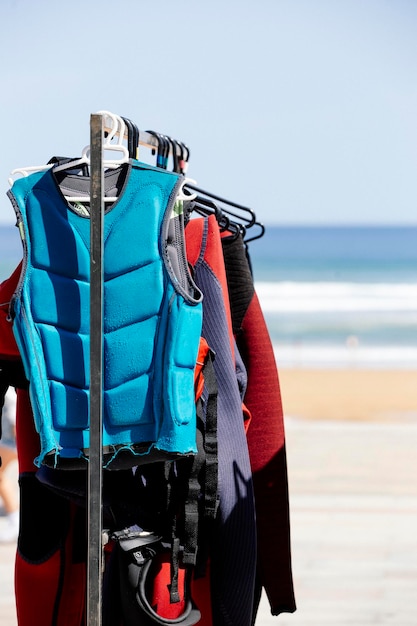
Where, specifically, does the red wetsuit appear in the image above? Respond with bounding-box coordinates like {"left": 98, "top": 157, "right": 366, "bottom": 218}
{"left": 0, "top": 265, "right": 86, "bottom": 626}
{"left": 221, "top": 232, "right": 296, "bottom": 617}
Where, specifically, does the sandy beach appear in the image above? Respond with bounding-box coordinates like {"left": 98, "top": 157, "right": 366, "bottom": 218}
{"left": 278, "top": 368, "right": 417, "bottom": 423}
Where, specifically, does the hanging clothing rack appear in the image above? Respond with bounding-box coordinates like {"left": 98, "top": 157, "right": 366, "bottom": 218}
{"left": 1, "top": 109, "right": 296, "bottom": 626}
{"left": 84, "top": 116, "right": 266, "bottom": 626}
{"left": 86, "top": 111, "right": 195, "bottom": 625}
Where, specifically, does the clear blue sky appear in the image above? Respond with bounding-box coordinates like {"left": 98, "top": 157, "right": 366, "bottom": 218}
{"left": 1, "top": 0, "right": 416, "bottom": 225}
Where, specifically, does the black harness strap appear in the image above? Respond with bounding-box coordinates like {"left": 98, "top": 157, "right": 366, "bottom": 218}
{"left": 200, "top": 352, "right": 219, "bottom": 521}
{"left": 182, "top": 350, "right": 218, "bottom": 568}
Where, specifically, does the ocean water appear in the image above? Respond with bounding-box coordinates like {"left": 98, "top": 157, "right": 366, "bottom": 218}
{"left": 1, "top": 224, "right": 416, "bottom": 369}
{"left": 248, "top": 226, "right": 417, "bottom": 369}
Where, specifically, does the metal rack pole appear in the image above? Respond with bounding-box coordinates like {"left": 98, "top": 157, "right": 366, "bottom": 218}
{"left": 87, "top": 113, "right": 104, "bottom": 626}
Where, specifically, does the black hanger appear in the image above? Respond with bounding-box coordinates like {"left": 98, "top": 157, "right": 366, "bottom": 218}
{"left": 184, "top": 191, "right": 245, "bottom": 240}
{"left": 185, "top": 183, "right": 265, "bottom": 242}
{"left": 145, "top": 130, "right": 164, "bottom": 168}
{"left": 184, "top": 184, "right": 257, "bottom": 229}
{"left": 185, "top": 194, "right": 223, "bottom": 223}
{"left": 157, "top": 133, "right": 169, "bottom": 169}
{"left": 167, "top": 137, "right": 180, "bottom": 173}
{"left": 122, "top": 117, "right": 135, "bottom": 159}
{"left": 128, "top": 117, "right": 140, "bottom": 159}
{"left": 178, "top": 141, "right": 190, "bottom": 174}
{"left": 159, "top": 134, "right": 170, "bottom": 169}
{"left": 170, "top": 139, "right": 186, "bottom": 174}
{"left": 244, "top": 221, "right": 265, "bottom": 243}
{"left": 185, "top": 185, "right": 261, "bottom": 243}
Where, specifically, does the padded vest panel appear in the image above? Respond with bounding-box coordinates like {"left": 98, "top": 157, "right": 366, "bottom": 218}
{"left": 9, "top": 162, "right": 203, "bottom": 468}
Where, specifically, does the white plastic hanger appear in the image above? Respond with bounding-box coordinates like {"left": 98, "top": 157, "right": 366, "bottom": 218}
{"left": 53, "top": 110, "right": 129, "bottom": 175}
{"left": 8, "top": 164, "right": 51, "bottom": 186}
{"left": 177, "top": 178, "right": 198, "bottom": 202}
{"left": 8, "top": 111, "right": 130, "bottom": 203}
{"left": 52, "top": 111, "right": 129, "bottom": 202}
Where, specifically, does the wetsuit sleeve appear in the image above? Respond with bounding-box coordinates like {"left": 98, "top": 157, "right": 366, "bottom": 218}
{"left": 0, "top": 262, "right": 23, "bottom": 359}
{"left": 0, "top": 382, "right": 5, "bottom": 442}
{"left": 0, "top": 263, "right": 28, "bottom": 441}
{"left": 221, "top": 233, "right": 296, "bottom": 616}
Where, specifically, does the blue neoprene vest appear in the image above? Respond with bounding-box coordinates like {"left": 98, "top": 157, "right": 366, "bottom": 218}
{"left": 8, "top": 161, "right": 203, "bottom": 468}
